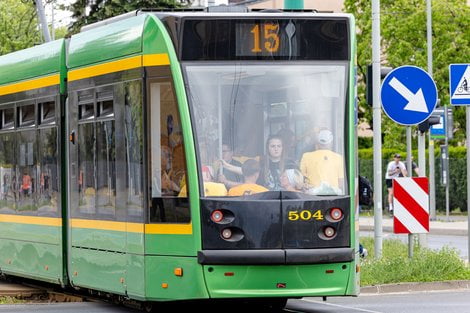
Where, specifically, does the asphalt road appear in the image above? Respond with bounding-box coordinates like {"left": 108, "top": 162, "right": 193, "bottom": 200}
{"left": 360, "top": 231, "right": 468, "bottom": 259}
{"left": 1, "top": 290, "right": 469, "bottom": 313}
{"left": 0, "top": 302, "right": 140, "bottom": 313}
{"left": 286, "top": 290, "right": 470, "bottom": 313}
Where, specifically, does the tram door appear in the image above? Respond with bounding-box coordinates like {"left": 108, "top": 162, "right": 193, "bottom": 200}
{"left": 67, "top": 85, "right": 128, "bottom": 294}
{"left": 145, "top": 72, "right": 194, "bottom": 257}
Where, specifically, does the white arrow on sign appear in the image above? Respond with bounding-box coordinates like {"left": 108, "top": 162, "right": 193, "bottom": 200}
{"left": 389, "top": 77, "right": 428, "bottom": 113}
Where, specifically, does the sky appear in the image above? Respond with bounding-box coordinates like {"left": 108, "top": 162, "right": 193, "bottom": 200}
{"left": 43, "top": 0, "right": 74, "bottom": 28}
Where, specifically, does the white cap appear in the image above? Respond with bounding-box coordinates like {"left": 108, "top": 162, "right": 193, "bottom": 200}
{"left": 318, "top": 129, "right": 333, "bottom": 145}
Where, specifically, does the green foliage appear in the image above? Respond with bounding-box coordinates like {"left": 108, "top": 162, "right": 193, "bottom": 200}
{"left": 360, "top": 237, "right": 470, "bottom": 286}
{"left": 0, "top": 0, "right": 41, "bottom": 55}
{"left": 66, "top": 0, "right": 185, "bottom": 34}
{"left": 359, "top": 146, "right": 466, "bottom": 160}
{"left": 358, "top": 136, "right": 373, "bottom": 149}
{"left": 0, "top": 297, "right": 24, "bottom": 304}
{"left": 359, "top": 146, "right": 469, "bottom": 212}
{"left": 358, "top": 148, "right": 417, "bottom": 160}
{"left": 345, "top": 0, "right": 470, "bottom": 145}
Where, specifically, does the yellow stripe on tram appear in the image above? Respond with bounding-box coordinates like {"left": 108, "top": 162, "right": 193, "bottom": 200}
{"left": 68, "top": 53, "right": 170, "bottom": 82}
{"left": 0, "top": 74, "right": 60, "bottom": 96}
{"left": 70, "top": 218, "right": 192, "bottom": 235}
{"left": 68, "top": 56, "right": 142, "bottom": 82}
{"left": 145, "top": 223, "right": 193, "bottom": 235}
{"left": 0, "top": 214, "right": 61, "bottom": 227}
{"left": 142, "top": 53, "right": 170, "bottom": 67}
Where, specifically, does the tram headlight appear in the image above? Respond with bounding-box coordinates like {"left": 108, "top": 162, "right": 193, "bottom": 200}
{"left": 221, "top": 228, "right": 233, "bottom": 240}
{"left": 329, "top": 208, "right": 343, "bottom": 221}
{"left": 323, "top": 226, "right": 336, "bottom": 238}
{"left": 211, "top": 210, "right": 224, "bottom": 223}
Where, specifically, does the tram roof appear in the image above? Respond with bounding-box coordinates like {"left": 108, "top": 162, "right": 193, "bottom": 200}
{"left": 0, "top": 39, "right": 65, "bottom": 87}
{"left": 68, "top": 9, "right": 352, "bottom": 70}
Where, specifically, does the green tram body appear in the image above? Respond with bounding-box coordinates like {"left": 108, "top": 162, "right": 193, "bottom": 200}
{"left": 0, "top": 10, "right": 359, "bottom": 303}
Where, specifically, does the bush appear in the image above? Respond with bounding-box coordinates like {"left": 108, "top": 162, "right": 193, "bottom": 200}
{"left": 359, "top": 148, "right": 468, "bottom": 212}
{"left": 360, "top": 237, "right": 470, "bottom": 286}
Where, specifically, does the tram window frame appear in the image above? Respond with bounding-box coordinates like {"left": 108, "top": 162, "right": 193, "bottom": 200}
{"left": 0, "top": 107, "right": 15, "bottom": 130}
{"left": 78, "top": 91, "right": 95, "bottom": 121}
{"left": 17, "top": 103, "right": 36, "bottom": 128}
{"left": 96, "top": 88, "right": 114, "bottom": 120}
{"left": 79, "top": 103, "right": 94, "bottom": 121}
{"left": 147, "top": 77, "right": 190, "bottom": 224}
{"left": 39, "top": 100, "right": 56, "bottom": 125}
{"left": 75, "top": 86, "right": 117, "bottom": 219}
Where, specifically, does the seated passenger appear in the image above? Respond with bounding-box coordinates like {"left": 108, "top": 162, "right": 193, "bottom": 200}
{"left": 161, "top": 145, "right": 181, "bottom": 195}
{"left": 280, "top": 168, "right": 306, "bottom": 192}
{"left": 257, "top": 135, "right": 296, "bottom": 190}
{"left": 228, "top": 159, "right": 268, "bottom": 196}
{"left": 217, "top": 144, "right": 243, "bottom": 189}
{"left": 221, "top": 135, "right": 295, "bottom": 191}
{"left": 276, "top": 127, "right": 296, "bottom": 159}
{"left": 179, "top": 165, "right": 227, "bottom": 197}
{"left": 300, "top": 129, "right": 344, "bottom": 194}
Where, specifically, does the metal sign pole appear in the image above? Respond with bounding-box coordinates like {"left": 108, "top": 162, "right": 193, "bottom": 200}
{"left": 448, "top": 64, "right": 470, "bottom": 262}
{"left": 407, "top": 127, "right": 414, "bottom": 258}
{"left": 467, "top": 106, "right": 470, "bottom": 263}
{"left": 445, "top": 105, "right": 450, "bottom": 221}
{"left": 418, "top": 0, "right": 433, "bottom": 248}
{"left": 372, "top": 0, "right": 383, "bottom": 259}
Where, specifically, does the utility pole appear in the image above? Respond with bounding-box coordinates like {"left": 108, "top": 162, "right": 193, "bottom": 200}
{"left": 35, "top": 0, "right": 51, "bottom": 43}
{"left": 372, "top": 0, "right": 383, "bottom": 259}
{"left": 419, "top": 0, "right": 433, "bottom": 248}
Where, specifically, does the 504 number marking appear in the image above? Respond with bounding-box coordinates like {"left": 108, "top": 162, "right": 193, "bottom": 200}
{"left": 288, "top": 210, "right": 324, "bottom": 221}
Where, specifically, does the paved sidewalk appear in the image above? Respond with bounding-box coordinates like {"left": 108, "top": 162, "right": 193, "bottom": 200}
{"left": 359, "top": 215, "right": 468, "bottom": 236}
{"left": 361, "top": 280, "right": 470, "bottom": 294}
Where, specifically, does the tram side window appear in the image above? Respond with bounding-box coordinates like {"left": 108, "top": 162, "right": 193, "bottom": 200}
{"left": 39, "top": 101, "right": 56, "bottom": 125}
{"left": 38, "top": 127, "right": 58, "bottom": 215}
{"left": 77, "top": 89, "right": 117, "bottom": 218}
{"left": 0, "top": 132, "right": 16, "bottom": 213}
{"left": 37, "top": 100, "right": 58, "bottom": 216}
{"left": 96, "top": 93, "right": 116, "bottom": 217}
{"left": 17, "top": 130, "right": 37, "bottom": 214}
{"left": 18, "top": 104, "right": 35, "bottom": 128}
{"left": 1, "top": 108, "right": 14, "bottom": 130}
{"left": 77, "top": 92, "right": 96, "bottom": 216}
{"left": 0, "top": 99, "right": 59, "bottom": 217}
{"left": 148, "top": 80, "right": 189, "bottom": 223}
{"left": 123, "top": 80, "right": 144, "bottom": 221}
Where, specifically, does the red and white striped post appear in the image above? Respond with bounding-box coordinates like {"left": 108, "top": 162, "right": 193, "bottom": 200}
{"left": 393, "top": 177, "right": 429, "bottom": 234}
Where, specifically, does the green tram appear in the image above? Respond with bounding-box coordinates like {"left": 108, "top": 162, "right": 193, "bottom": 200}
{"left": 0, "top": 9, "right": 359, "bottom": 308}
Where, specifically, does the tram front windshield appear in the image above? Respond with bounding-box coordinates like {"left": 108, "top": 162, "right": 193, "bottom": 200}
{"left": 184, "top": 63, "right": 348, "bottom": 197}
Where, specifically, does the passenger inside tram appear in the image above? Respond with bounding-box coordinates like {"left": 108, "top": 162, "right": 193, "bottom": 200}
{"left": 300, "top": 129, "right": 344, "bottom": 195}
{"left": 184, "top": 63, "right": 348, "bottom": 197}
{"left": 217, "top": 143, "right": 243, "bottom": 189}
{"left": 280, "top": 168, "right": 306, "bottom": 192}
{"left": 227, "top": 159, "right": 268, "bottom": 196}
{"left": 179, "top": 165, "right": 227, "bottom": 197}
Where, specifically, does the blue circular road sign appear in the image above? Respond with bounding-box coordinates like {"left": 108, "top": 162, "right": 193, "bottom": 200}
{"left": 381, "top": 65, "right": 437, "bottom": 125}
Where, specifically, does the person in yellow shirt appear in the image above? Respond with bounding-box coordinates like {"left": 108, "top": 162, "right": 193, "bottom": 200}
{"left": 300, "top": 129, "right": 344, "bottom": 193}
{"left": 228, "top": 159, "right": 268, "bottom": 196}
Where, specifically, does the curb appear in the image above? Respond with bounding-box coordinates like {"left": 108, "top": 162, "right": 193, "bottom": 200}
{"left": 360, "top": 225, "right": 468, "bottom": 236}
{"left": 361, "top": 280, "right": 470, "bottom": 294}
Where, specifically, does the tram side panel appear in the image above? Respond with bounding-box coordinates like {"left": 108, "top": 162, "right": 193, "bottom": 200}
{"left": 0, "top": 40, "right": 67, "bottom": 284}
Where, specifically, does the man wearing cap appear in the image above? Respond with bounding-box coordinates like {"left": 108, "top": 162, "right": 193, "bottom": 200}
{"left": 300, "top": 129, "right": 344, "bottom": 192}
{"left": 385, "top": 153, "right": 408, "bottom": 214}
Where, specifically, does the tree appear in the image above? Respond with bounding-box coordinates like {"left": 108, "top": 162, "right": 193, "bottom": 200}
{"left": 344, "top": 0, "right": 470, "bottom": 148}
{"left": 0, "top": 0, "right": 42, "bottom": 55}
{"left": 66, "top": 0, "right": 185, "bottom": 34}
